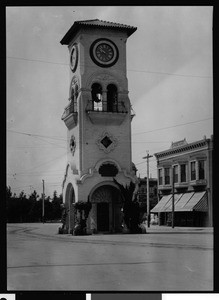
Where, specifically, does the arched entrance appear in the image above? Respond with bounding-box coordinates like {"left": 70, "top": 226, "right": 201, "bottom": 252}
{"left": 65, "top": 183, "right": 75, "bottom": 231}
{"left": 89, "top": 184, "right": 122, "bottom": 233}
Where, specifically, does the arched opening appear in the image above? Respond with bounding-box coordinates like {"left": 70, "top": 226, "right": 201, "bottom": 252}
{"left": 91, "top": 83, "right": 103, "bottom": 111}
{"left": 65, "top": 183, "right": 75, "bottom": 231}
{"left": 107, "top": 84, "right": 118, "bottom": 112}
{"left": 99, "top": 163, "right": 119, "bottom": 177}
{"left": 89, "top": 184, "right": 122, "bottom": 233}
{"left": 75, "top": 84, "right": 79, "bottom": 99}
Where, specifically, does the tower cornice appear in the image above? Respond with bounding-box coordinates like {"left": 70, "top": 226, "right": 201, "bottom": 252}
{"left": 60, "top": 19, "right": 137, "bottom": 45}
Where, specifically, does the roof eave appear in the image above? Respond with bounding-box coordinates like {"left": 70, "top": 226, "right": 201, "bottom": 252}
{"left": 60, "top": 23, "right": 137, "bottom": 45}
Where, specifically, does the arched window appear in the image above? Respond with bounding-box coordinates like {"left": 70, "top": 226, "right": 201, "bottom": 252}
{"left": 74, "top": 84, "right": 78, "bottom": 112}
{"left": 107, "top": 84, "right": 118, "bottom": 112}
{"left": 99, "top": 163, "right": 118, "bottom": 177}
{"left": 69, "top": 87, "right": 75, "bottom": 112}
{"left": 75, "top": 84, "right": 78, "bottom": 99}
{"left": 69, "top": 84, "right": 79, "bottom": 113}
{"left": 91, "top": 83, "right": 103, "bottom": 111}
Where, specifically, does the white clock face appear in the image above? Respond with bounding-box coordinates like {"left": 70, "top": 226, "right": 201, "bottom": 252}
{"left": 70, "top": 44, "right": 78, "bottom": 72}
{"left": 90, "top": 38, "right": 119, "bottom": 68}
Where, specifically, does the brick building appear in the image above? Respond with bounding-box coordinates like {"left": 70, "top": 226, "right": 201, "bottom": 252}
{"left": 137, "top": 177, "right": 158, "bottom": 211}
{"left": 151, "top": 136, "right": 213, "bottom": 227}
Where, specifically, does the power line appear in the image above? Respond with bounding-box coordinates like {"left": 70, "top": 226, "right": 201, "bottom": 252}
{"left": 127, "top": 68, "right": 212, "bottom": 79}
{"left": 7, "top": 56, "right": 68, "bottom": 66}
{"left": 7, "top": 129, "right": 66, "bottom": 141}
{"left": 7, "top": 56, "right": 212, "bottom": 79}
{"left": 133, "top": 117, "right": 213, "bottom": 136}
{"left": 8, "top": 117, "right": 213, "bottom": 145}
{"left": 12, "top": 153, "right": 66, "bottom": 175}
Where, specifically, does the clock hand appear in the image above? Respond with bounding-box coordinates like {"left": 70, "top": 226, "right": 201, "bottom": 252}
{"left": 99, "top": 48, "right": 106, "bottom": 54}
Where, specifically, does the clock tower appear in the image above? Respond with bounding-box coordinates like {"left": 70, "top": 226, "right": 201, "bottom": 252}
{"left": 60, "top": 19, "right": 138, "bottom": 233}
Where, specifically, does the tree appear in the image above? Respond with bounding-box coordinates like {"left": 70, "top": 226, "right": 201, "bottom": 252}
{"left": 28, "top": 190, "right": 40, "bottom": 222}
{"left": 51, "top": 190, "right": 62, "bottom": 220}
{"left": 113, "top": 178, "right": 142, "bottom": 233}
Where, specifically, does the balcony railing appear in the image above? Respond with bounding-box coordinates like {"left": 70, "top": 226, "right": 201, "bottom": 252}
{"left": 61, "top": 102, "right": 78, "bottom": 129}
{"left": 61, "top": 100, "right": 77, "bottom": 120}
{"left": 85, "top": 99, "right": 128, "bottom": 113}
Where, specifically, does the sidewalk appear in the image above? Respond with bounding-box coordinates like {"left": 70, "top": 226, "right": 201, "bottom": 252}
{"left": 7, "top": 222, "right": 213, "bottom": 236}
{"left": 146, "top": 224, "right": 213, "bottom": 234}
{"left": 7, "top": 222, "right": 213, "bottom": 250}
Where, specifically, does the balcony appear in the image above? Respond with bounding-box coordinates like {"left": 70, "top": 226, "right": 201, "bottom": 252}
{"left": 174, "top": 181, "right": 189, "bottom": 188}
{"left": 61, "top": 102, "right": 78, "bottom": 129}
{"left": 190, "top": 179, "right": 207, "bottom": 186}
{"left": 86, "top": 99, "right": 128, "bottom": 125}
{"left": 158, "top": 184, "right": 172, "bottom": 191}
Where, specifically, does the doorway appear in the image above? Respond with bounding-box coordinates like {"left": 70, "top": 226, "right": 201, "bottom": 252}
{"left": 90, "top": 184, "right": 122, "bottom": 233}
{"left": 97, "top": 202, "right": 109, "bottom": 231}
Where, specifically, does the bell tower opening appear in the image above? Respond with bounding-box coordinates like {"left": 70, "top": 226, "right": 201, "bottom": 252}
{"left": 107, "top": 84, "right": 118, "bottom": 112}
{"left": 91, "top": 83, "right": 103, "bottom": 111}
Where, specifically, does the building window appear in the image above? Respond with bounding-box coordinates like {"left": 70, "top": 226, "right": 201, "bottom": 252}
{"left": 158, "top": 168, "right": 163, "bottom": 185}
{"left": 91, "top": 83, "right": 103, "bottom": 111}
{"left": 180, "top": 164, "right": 186, "bottom": 182}
{"left": 190, "top": 161, "right": 196, "bottom": 181}
{"left": 198, "top": 160, "right": 205, "bottom": 180}
{"left": 164, "top": 167, "right": 170, "bottom": 185}
{"left": 173, "top": 165, "right": 178, "bottom": 183}
{"left": 107, "top": 84, "right": 118, "bottom": 112}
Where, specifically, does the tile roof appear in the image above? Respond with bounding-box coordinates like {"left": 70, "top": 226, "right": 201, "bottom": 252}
{"left": 60, "top": 19, "right": 137, "bottom": 45}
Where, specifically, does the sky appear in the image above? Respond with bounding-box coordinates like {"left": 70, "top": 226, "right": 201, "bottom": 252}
{"left": 6, "top": 6, "right": 213, "bottom": 197}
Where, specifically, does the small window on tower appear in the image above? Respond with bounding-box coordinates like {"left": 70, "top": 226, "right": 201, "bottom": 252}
{"left": 91, "top": 83, "right": 103, "bottom": 111}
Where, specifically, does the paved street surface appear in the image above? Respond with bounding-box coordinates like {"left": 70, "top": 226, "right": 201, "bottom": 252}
{"left": 7, "top": 223, "right": 213, "bottom": 291}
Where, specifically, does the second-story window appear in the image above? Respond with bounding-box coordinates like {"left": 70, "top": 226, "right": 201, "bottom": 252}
{"left": 91, "top": 83, "right": 103, "bottom": 111}
{"left": 198, "top": 160, "right": 205, "bottom": 180}
{"left": 173, "top": 165, "right": 178, "bottom": 183}
{"left": 190, "top": 161, "right": 196, "bottom": 181}
{"left": 107, "top": 84, "right": 118, "bottom": 112}
{"left": 164, "top": 167, "right": 170, "bottom": 185}
{"left": 180, "top": 164, "right": 186, "bottom": 182}
{"left": 158, "top": 168, "right": 163, "bottom": 185}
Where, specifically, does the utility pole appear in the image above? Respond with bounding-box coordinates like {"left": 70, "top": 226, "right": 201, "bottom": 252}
{"left": 42, "top": 179, "right": 45, "bottom": 223}
{"left": 172, "top": 167, "right": 175, "bottom": 228}
{"left": 143, "top": 151, "right": 153, "bottom": 228}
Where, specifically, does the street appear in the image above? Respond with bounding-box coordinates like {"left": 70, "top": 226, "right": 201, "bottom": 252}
{"left": 7, "top": 223, "right": 213, "bottom": 291}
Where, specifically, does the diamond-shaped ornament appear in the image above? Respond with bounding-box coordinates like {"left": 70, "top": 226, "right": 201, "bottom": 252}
{"left": 97, "top": 131, "right": 117, "bottom": 153}
{"left": 101, "top": 136, "right": 113, "bottom": 148}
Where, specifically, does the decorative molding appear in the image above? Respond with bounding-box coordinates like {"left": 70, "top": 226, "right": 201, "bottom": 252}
{"left": 155, "top": 140, "right": 209, "bottom": 159}
{"left": 62, "top": 164, "right": 71, "bottom": 189}
{"left": 69, "top": 135, "right": 76, "bottom": 155}
{"left": 96, "top": 131, "right": 118, "bottom": 153}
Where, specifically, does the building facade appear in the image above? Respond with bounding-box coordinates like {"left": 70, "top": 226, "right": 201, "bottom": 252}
{"left": 151, "top": 136, "right": 213, "bottom": 227}
{"left": 60, "top": 19, "right": 138, "bottom": 233}
{"left": 138, "top": 177, "right": 158, "bottom": 210}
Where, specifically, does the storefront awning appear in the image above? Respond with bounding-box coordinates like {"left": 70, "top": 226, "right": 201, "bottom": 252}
{"left": 181, "top": 191, "right": 208, "bottom": 212}
{"left": 150, "top": 194, "right": 172, "bottom": 213}
{"left": 151, "top": 191, "right": 208, "bottom": 213}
